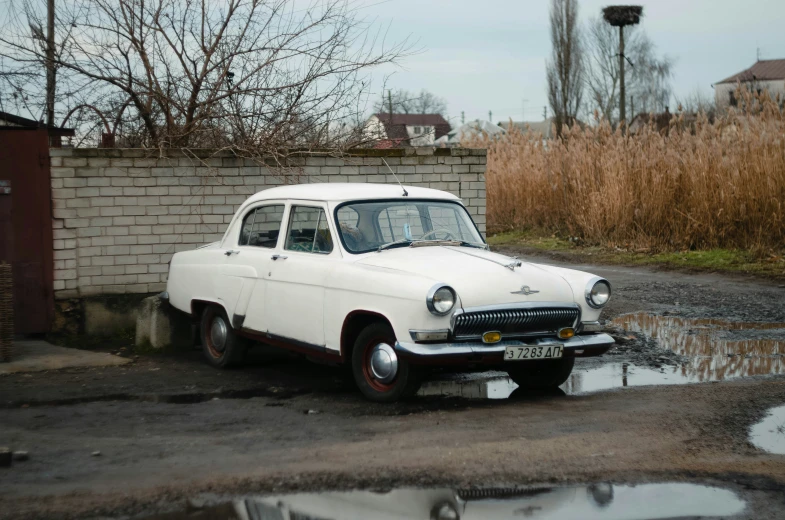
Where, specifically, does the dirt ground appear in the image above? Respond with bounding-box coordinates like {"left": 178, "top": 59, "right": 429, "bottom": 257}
{"left": 1, "top": 253, "right": 785, "bottom": 519}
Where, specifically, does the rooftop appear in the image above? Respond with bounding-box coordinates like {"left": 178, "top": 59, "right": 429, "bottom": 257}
{"left": 716, "top": 59, "right": 785, "bottom": 84}
{"left": 245, "top": 183, "right": 460, "bottom": 205}
{"left": 372, "top": 113, "right": 450, "bottom": 127}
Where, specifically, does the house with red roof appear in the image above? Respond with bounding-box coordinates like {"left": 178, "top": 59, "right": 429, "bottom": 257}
{"left": 363, "top": 113, "right": 451, "bottom": 147}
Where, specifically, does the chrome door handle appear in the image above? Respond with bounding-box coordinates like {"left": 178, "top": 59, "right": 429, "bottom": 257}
{"left": 224, "top": 250, "right": 240, "bottom": 256}
{"left": 271, "top": 254, "right": 288, "bottom": 261}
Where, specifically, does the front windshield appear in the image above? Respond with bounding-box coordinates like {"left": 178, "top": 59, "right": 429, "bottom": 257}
{"left": 335, "top": 200, "right": 484, "bottom": 254}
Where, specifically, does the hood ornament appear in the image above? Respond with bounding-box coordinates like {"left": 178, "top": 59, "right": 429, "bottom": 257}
{"left": 511, "top": 285, "right": 539, "bottom": 295}
{"left": 505, "top": 255, "right": 522, "bottom": 271}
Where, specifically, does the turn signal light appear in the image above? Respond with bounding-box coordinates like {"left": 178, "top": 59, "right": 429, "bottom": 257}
{"left": 558, "top": 327, "right": 575, "bottom": 339}
{"left": 482, "top": 331, "right": 502, "bottom": 344}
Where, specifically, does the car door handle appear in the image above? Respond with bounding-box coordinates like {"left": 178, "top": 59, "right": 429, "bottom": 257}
{"left": 224, "top": 250, "right": 240, "bottom": 256}
{"left": 271, "top": 254, "right": 288, "bottom": 261}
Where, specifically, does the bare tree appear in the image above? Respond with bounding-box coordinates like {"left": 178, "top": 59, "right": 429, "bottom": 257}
{"left": 546, "top": 0, "right": 584, "bottom": 136}
{"left": 372, "top": 88, "right": 447, "bottom": 116}
{"left": 676, "top": 88, "right": 716, "bottom": 116}
{"left": 1, "top": 0, "right": 412, "bottom": 152}
{"left": 584, "top": 16, "right": 673, "bottom": 125}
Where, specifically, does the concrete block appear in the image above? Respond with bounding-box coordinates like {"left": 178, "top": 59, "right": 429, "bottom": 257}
{"left": 135, "top": 296, "right": 191, "bottom": 349}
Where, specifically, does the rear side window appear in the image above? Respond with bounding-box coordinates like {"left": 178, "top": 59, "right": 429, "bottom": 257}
{"left": 285, "top": 206, "right": 333, "bottom": 254}
{"left": 239, "top": 204, "right": 285, "bottom": 248}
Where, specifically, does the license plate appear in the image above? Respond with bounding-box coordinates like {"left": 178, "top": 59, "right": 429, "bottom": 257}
{"left": 504, "top": 345, "right": 563, "bottom": 361}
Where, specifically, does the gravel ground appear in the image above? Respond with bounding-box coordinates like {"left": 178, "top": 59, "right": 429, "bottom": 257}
{"left": 1, "top": 254, "right": 785, "bottom": 519}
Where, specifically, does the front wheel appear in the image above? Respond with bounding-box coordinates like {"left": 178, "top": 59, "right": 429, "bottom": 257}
{"left": 506, "top": 357, "right": 575, "bottom": 389}
{"left": 352, "top": 322, "right": 422, "bottom": 402}
{"left": 199, "top": 305, "right": 248, "bottom": 368}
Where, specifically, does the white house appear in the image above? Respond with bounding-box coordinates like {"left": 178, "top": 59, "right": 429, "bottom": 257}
{"left": 714, "top": 59, "right": 785, "bottom": 110}
{"left": 363, "top": 113, "right": 451, "bottom": 147}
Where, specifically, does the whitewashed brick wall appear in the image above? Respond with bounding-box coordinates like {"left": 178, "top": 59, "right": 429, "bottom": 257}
{"left": 49, "top": 148, "right": 487, "bottom": 299}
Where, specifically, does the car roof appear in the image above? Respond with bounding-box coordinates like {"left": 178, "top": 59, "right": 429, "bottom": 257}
{"left": 244, "top": 183, "right": 461, "bottom": 204}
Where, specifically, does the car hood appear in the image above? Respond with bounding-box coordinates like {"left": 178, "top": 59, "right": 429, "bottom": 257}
{"left": 353, "top": 246, "right": 575, "bottom": 308}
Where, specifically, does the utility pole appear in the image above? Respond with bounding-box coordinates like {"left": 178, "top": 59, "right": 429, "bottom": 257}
{"left": 619, "top": 26, "right": 626, "bottom": 128}
{"left": 46, "top": 0, "right": 55, "bottom": 128}
{"left": 461, "top": 111, "right": 465, "bottom": 124}
{"left": 543, "top": 106, "right": 547, "bottom": 120}
{"left": 603, "top": 6, "right": 642, "bottom": 131}
{"left": 488, "top": 110, "right": 492, "bottom": 122}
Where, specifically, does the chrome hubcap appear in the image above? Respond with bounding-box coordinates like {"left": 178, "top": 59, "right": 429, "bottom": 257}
{"left": 369, "top": 343, "right": 398, "bottom": 384}
{"left": 210, "top": 316, "right": 228, "bottom": 352}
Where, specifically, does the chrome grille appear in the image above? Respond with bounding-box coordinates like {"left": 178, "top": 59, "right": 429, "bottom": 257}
{"left": 452, "top": 306, "right": 579, "bottom": 339}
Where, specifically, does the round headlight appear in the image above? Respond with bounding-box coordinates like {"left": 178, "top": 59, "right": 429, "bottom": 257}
{"left": 586, "top": 279, "right": 611, "bottom": 308}
{"left": 427, "top": 284, "right": 456, "bottom": 315}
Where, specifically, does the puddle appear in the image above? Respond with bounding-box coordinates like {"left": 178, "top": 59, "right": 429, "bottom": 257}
{"left": 613, "top": 313, "right": 785, "bottom": 381}
{"left": 749, "top": 405, "right": 785, "bottom": 454}
{"left": 418, "top": 313, "right": 785, "bottom": 400}
{"left": 137, "top": 483, "right": 745, "bottom": 519}
{"left": 418, "top": 362, "right": 732, "bottom": 399}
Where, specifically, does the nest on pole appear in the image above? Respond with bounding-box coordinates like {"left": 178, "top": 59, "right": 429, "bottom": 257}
{"left": 602, "top": 5, "right": 643, "bottom": 27}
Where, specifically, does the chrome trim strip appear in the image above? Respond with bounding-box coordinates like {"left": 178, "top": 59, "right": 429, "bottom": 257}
{"left": 426, "top": 283, "right": 456, "bottom": 316}
{"left": 409, "top": 329, "right": 451, "bottom": 342}
{"left": 580, "top": 321, "right": 603, "bottom": 332}
{"left": 585, "top": 276, "right": 612, "bottom": 309}
{"left": 395, "top": 333, "right": 615, "bottom": 357}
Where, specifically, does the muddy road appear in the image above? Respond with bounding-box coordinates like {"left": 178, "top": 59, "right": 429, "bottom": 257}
{"left": 1, "top": 259, "right": 785, "bottom": 519}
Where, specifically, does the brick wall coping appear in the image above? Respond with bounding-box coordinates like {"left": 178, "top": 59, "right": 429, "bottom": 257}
{"left": 51, "top": 147, "right": 487, "bottom": 159}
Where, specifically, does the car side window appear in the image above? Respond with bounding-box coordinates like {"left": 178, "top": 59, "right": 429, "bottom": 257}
{"left": 285, "top": 206, "right": 333, "bottom": 254}
{"left": 239, "top": 204, "right": 285, "bottom": 248}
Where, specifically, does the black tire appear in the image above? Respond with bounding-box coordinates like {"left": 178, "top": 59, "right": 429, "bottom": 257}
{"left": 351, "top": 322, "right": 422, "bottom": 402}
{"left": 199, "top": 305, "right": 248, "bottom": 368}
{"left": 506, "top": 357, "right": 575, "bottom": 389}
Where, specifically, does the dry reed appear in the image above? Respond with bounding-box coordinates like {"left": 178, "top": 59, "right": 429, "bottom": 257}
{"left": 474, "top": 88, "right": 785, "bottom": 253}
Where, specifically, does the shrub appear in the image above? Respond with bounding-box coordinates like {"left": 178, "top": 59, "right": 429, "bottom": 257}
{"left": 476, "top": 89, "right": 785, "bottom": 253}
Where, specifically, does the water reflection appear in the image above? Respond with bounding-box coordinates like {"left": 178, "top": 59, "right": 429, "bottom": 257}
{"left": 418, "top": 374, "right": 518, "bottom": 399}
{"left": 749, "top": 404, "right": 785, "bottom": 455}
{"left": 612, "top": 313, "right": 785, "bottom": 381}
{"left": 138, "top": 483, "right": 745, "bottom": 520}
{"left": 416, "top": 313, "right": 785, "bottom": 400}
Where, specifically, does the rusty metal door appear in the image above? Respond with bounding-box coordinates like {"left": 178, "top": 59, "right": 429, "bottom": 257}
{"left": 0, "top": 128, "right": 54, "bottom": 334}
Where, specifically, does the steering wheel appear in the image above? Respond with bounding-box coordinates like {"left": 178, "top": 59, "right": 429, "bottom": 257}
{"left": 420, "top": 228, "right": 457, "bottom": 241}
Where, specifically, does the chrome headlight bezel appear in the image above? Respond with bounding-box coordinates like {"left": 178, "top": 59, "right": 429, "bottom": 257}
{"left": 585, "top": 277, "right": 611, "bottom": 309}
{"left": 426, "top": 283, "right": 457, "bottom": 316}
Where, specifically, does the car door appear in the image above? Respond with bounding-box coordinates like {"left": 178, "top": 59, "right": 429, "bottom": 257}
{"left": 263, "top": 203, "right": 339, "bottom": 348}
{"left": 218, "top": 202, "right": 286, "bottom": 330}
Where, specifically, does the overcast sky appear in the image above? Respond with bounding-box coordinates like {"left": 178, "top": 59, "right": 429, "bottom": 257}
{"left": 359, "top": 0, "right": 785, "bottom": 125}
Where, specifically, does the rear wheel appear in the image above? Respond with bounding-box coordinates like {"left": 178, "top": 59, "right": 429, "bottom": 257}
{"left": 506, "top": 357, "right": 575, "bottom": 389}
{"left": 199, "top": 305, "right": 247, "bottom": 368}
{"left": 351, "top": 322, "right": 422, "bottom": 402}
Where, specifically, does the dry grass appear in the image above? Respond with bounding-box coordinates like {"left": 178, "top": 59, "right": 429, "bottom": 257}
{"left": 473, "top": 89, "right": 785, "bottom": 254}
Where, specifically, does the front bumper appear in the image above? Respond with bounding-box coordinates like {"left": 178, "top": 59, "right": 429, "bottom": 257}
{"left": 395, "top": 333, "right": 615, "bottom": 363}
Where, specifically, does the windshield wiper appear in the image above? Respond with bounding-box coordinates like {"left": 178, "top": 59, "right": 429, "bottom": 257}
{"left": 457, "top": 240, "right": 489, "bottom": 250}
{"left": 409, "top": 239, "right": 489, "bottom": 250}
{"left": 377, "top": 239, "right": 412, "bottom": 252}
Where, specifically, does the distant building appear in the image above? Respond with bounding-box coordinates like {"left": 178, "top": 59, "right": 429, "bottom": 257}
{"left": 714, "top": 59, "right": 785, "bottom": 110}
{"left": 497, "top": 118, "right": 555, "bottom": 139}
{"left": 435, "top": 120, "right": 505, "bottom": 147}
{"left": 363, "top": 113, "right": 451, "bottom": 147}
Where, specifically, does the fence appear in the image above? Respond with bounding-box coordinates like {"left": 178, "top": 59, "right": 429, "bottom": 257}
{"left": 49, "top": 147, "right": 487, "bottom": 299}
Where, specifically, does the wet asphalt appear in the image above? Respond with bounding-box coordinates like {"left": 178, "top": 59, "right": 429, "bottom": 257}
{"left": 1, "top": 257, "right": 785, "bottom": 519}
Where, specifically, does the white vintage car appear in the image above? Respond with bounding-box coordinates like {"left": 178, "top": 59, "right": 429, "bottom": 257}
{"left": 165, "top": 183, "right": 614, "bottom": 402}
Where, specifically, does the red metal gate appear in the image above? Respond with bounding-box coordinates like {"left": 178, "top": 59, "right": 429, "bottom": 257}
{"left": 0, "top": 127, "right": 54, "bottom": 334}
